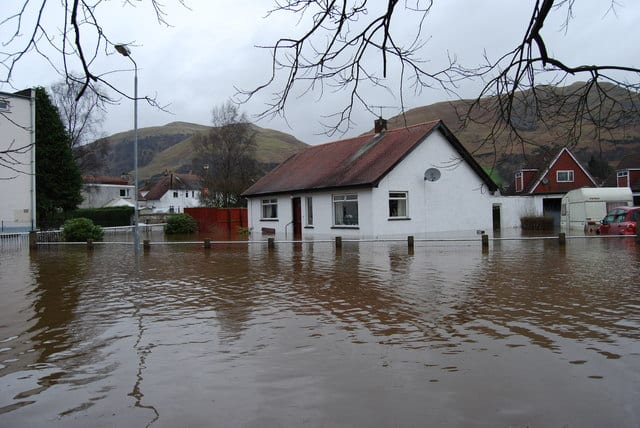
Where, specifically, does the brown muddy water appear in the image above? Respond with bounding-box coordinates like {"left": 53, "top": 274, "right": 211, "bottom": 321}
{"left": 0, "top": 237, "right": 639, "bottom": 427}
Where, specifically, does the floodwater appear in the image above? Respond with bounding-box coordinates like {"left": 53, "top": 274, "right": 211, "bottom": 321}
{"left": 0, "top": 236, "right": 639, "bottom": 427}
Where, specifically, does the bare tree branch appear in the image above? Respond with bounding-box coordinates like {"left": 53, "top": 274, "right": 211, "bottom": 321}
{"left": 462, "top": 0, "right": 640, "bottom": 167}
{"left": 238, "top": 0, "right": 640, "bottom": 155}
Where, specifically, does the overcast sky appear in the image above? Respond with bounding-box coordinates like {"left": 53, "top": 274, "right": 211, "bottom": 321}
{"left": 2, "top": 1, "right": 639, "bottom": 145}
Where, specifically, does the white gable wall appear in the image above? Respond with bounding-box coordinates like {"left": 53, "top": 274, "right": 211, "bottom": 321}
{"left": 80, "top": 184, "right": 135, "bottom": 208}
{"left": 0, "top": 91, "right": 36, "bottom": 232}
{"left": 371, "top": 130, "right": 497, "bottom": 237}
{"left": 144, "top": 189, "right": 202, "bottom": 213}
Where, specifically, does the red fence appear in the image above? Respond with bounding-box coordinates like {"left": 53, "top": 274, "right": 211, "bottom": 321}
{"left": 185, "top": 207, "right": 248, "bottom": 240}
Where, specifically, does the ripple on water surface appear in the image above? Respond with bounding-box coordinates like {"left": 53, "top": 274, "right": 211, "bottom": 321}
{"left": 0, "top": 239, "right": 639, "bottom": 427}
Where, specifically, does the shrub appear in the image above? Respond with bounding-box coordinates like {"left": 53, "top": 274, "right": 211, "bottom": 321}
{"left": 520, "top": 215, "right": 554, "bottom": 230}
{"left": 62, "top": 217, "right": 104, "bottom": 242}
{"left": 165, "top": 213, "right": 198, "bottom": 234}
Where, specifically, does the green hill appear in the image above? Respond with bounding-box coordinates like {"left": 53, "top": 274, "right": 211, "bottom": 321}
{"left": 382, "top": 82, "right": 640, "bottom": 182}
{"left": 85, "top": 121, "right": 308, "bottom": 181}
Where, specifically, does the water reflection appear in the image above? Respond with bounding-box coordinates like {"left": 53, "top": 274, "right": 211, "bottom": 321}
{"left": 0, "top": 238, "right": 639, "bottom": 427}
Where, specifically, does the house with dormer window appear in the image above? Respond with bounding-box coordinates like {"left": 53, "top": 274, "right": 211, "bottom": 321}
{"left": 512, "top": 147, "right": 598, "bottom": 224}
{"left": 610, "top": 153, "right": 640, "bottom": 205}
{"left": 139, "top": 172, "right": 202, "bottom": 213}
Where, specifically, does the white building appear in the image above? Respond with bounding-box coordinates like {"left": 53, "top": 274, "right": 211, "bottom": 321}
{"left": 79, "top": 175, "right": 135, "bottom": 209}
{"left": 243, "top": 120, "right": 532, "bottom": 240}
{"left": 0, "top": 89, "right": 36, "bottom": 232}
{"left": 140, "top": 173, "right": 202, "bottom": 213}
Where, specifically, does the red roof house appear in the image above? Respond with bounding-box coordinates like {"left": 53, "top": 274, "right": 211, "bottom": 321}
{"left": 514, "top": 147, "right": 597, "bottom": 194}
{"left": 242, "top": 120, "right": 501, "bottom": 239}
{"left": 612, "top": 153, "right": 640, "bottom": 204}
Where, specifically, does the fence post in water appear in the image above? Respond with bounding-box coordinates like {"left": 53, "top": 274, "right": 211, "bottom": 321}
{"left": 482, "top": 234, "right": 489, "bottom": 251}
{"left": 143, "top": 239, "right": 151, "bottom": 251}
{"left": 29, "top": 231, "right": 37, "bottom": 250}
{"left": 335, "top": 236, "right": 342, "bottom": 249}
{"left": 558, "top": 232, "right": 566, "bottom": 246}
{"left": 87, "top": 239, "right": 94, "bottom": 250}
{"left": 268, "top": 237, "right": 275, "bottom": 251}
{"left": 408, "top": 235, "right": 414, "bottom": 254}
{"left": 204, "top": 238, "right": 211, "bottom": 249}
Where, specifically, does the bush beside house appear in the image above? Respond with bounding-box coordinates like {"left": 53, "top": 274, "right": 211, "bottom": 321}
{"left": 165, "top": 213, "right": 198, "bottom": 234}
{"left": 520, "top": 215, "right": 554, "bottom": 230}
{"left": 62, "top": 218, "right": 104, "bottom": 242}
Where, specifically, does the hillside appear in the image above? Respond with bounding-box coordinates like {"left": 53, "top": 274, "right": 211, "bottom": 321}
{"left": 85, "top": 121, "right": 308, "bottom": 181}
{"left": 383, "top": 82, "right": 640, "bottom": 181}
{"left": 85, "top": 83, "right": 640, "bottom": 185}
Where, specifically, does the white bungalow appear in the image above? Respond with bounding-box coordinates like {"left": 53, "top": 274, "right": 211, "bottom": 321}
{"left": 0, "top": 89, "right": 36, "bottom": 232}
{"left": 242, "top": 120, "right": 505, "bottom": 240}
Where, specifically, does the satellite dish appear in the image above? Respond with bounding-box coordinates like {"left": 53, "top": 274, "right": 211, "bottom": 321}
{"left": 424, "top": 168, "right": 441, "bottom": 182}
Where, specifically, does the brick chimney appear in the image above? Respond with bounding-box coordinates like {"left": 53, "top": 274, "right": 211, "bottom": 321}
{"left": 374, "top": 117, "right": 387, "bottom": 133}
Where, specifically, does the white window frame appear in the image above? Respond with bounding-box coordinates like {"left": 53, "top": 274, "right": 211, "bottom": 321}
{"left": 556, "top": 170, "right": 574, "bottom": 183}
{"left": 305, "top": 196, "right": 313, "bottom": 226}
{"left": 0, "top": 99, "right": 10, "bottom": 111}
{"left": 173, "top": 191, "right": 179, "bottom": 198}
{"left": 388, "top": 191, "right": 408, "bottom": 218}
{"left": 333, "top": 194, "right": 359, "bottom": 226}
{"left": 515, "top": 171, "right": 523, "bottom": 192}
{"left": 119, "top": 188, "right": 130, "bottom": 198}
{"left": 261, "top": 198, "right": 278, "bottom": 219}
{"left": 617, "top": 170, "right": 629, "bottom": 187}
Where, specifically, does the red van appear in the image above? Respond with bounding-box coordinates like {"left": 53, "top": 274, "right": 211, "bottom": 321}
{"left": 596, "top": 206, "right": 640, "bottom": 235}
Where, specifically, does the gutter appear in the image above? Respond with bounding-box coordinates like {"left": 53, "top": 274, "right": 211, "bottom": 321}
{"left": 29, "top": 88, "right": 36, "bottom": 231}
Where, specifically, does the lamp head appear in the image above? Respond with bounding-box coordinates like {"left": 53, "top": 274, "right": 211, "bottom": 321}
{"left": 115, "top": 44, "right": 131, "bottom": 57}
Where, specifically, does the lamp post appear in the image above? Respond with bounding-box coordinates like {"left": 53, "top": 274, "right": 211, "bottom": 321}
{"left": 115, "top": 44, "right": 140, "bottom": 253}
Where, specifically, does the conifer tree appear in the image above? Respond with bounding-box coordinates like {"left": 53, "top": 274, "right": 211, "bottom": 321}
{"left": 35, "top": 87, "right": 83, "bottom": 228}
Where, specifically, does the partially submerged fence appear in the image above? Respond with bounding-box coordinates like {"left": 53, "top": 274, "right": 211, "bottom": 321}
{"left": 19, "top": 231, "right": 640, "bottom": 255}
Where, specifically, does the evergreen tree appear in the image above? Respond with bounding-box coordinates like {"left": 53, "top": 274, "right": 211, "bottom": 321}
{"left": 587, "top": 155, "right": 612, "bottom": 182}
{"left": 35, "top": 87, "right": 83, "bottom": 228}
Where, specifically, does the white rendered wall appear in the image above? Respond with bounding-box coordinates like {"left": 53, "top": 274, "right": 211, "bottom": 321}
{"left": 145, "top": 190, "right": 202, "bottom": 213}
{"left": 80, "top": 184, "right": 135, "bottom": 208}
{"left": 0, "top": 92, "right": 35, "bottom": 232}
{"left": 370, "top": 131, "right": 497, "bottom": 238}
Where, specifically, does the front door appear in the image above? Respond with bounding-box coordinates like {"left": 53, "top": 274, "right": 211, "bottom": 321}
{"left": 292, "top": 197, "right": 302, "bottom": 240}
{"left": 492, "top": 204, "right": 501, "bottom": 230}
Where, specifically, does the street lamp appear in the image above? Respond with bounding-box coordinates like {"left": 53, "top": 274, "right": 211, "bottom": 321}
{"left": 115, "top": 44, "right": 140, "bottom": 253}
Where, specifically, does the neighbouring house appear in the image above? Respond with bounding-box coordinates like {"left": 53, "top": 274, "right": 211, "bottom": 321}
{"left": 610, "top": 153, "right": 640, "bottom": 205}
{"left": 242, "top": 119, "right": 506, "bottom": 240}
{"left": 140, "top": 172, "right": 202, "bottom": 213}
{"left": 79, "top": 175, "right": 135, "bottom": 209}
{"left": 0, "top": 89, "right": 36, "bottom": 232}
{"left": 512, "top": 147, "right": 598, "bottom": 225}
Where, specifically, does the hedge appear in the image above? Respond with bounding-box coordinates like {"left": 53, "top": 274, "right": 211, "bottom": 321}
{"left": 69, "top": 206, "right": 134, "bottom": 227}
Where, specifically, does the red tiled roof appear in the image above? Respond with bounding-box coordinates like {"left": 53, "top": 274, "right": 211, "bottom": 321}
{"left": 518, "top": 147, "right": 597, "bottom": 194}
{"left": 83, "top": 175, "right": 130, "bottom": 185}
{"left": 243, "top": 120, "right": 497, "bottom": 197}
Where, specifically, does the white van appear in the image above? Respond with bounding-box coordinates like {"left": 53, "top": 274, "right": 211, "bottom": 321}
{"left": 560, "top": 187, "right": 633, "bottom": 233}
